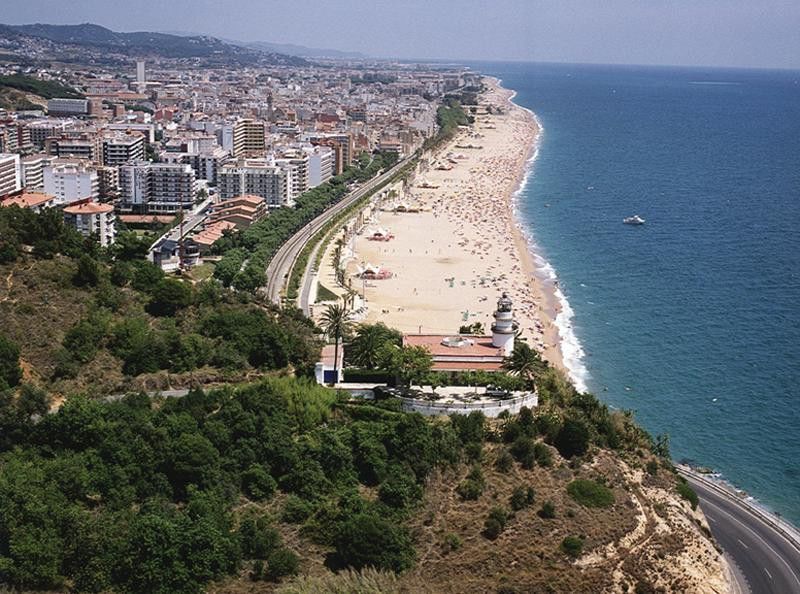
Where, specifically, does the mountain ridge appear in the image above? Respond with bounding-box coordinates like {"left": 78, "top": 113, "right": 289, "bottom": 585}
{"left": 0, "top": 22, "right": 308, "bottom": 66}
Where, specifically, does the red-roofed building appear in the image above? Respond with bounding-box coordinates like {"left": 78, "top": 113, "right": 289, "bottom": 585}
{"left": 402, "top": 334, "right": 505, "bottom": 372}
{"left": 1, "top": 191, "right": 57, "bottom": 212}
{"left": 63, "top": 199, "right": 116, "bottom": 246}
{"left": 208, "top": 194, "right": 267, "bottom": 229}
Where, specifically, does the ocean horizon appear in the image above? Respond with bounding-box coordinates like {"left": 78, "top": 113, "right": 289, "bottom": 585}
{"left": 475, "top": 61, "right": 800, "bottom": 525}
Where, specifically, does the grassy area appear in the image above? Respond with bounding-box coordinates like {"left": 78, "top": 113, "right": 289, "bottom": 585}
{"left": 566, "top": 479, "right": 615, "bottom": 508}
{"left": 316, "top": 282, "right": 339, "bottom": 303}
{"left": 0, "top": 74, "right": 84, "bottom": 99}
{"left": 187, "top": 262, "right": 215, "bottom": 282}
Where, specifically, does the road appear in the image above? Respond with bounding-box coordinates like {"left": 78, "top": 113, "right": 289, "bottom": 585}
{"left": 264, "top": 157, "right": 412, "bottom": 305}
{"left": 679, "top": 468, "right": 800, "bottom": 594}
{"left": 148, "top": 197, "right": 213, "bottom": 257}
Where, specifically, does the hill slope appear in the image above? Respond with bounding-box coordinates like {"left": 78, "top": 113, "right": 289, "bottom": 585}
{"left": 0, "top": 22, "right": 307, "bottom": 66}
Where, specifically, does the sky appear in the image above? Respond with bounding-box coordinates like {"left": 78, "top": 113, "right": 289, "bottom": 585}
{"left": 4, "top": 0, "right": 800, "bottom": 69}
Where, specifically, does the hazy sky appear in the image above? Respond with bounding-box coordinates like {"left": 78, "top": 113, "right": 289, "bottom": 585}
{"left": 5, "top": 0, "right": 800, "bottom": 69}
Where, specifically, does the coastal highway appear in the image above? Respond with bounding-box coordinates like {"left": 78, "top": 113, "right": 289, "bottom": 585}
{"left": 263, "top": 156, "right": 411, "bottom": 305}
{"left": 679, "top": 468, "right": 800, "bottom": 594}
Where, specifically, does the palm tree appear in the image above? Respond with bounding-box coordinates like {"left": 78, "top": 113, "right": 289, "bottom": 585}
{"left": 344, "top": 287, "right": 359, "bottom": 309}
{"left": 347, "top": 323, "right": 402, "bottom": 369}
{"left": 320, "top": 303, "right": 352, "bottom": 380}
{"left": 502, "top": 341, "right": 548, "bottom": 385}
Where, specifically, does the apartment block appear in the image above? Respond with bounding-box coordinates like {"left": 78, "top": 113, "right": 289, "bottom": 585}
{"left": 47, "top": 98, "right": 90, "bottom": 116}
{"left": 43, "top": 160, "right": 100, "bottom": 204}
{"left": 63, "top": 199, "right": 116, "bottom": 247}
{"left": 119, "top": 161, "right": 198, "bottom": 214}
{"left": 0, "top": 153, "right": 22, "bottom": 197}
{"left": 218, "top": 159, "right": 290, "bottom": 206}
{"left": 102, "top": 132, "right": 145, "bottom": 166}
{"left": 20, "top": 154, "right": 55, "bottom": 191}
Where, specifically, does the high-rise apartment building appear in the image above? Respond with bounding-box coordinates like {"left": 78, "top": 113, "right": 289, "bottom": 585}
{"left": 119, "top": 161, "right": 197, "bottom": 214}
{"left": 218, "top": 159, "right": 290, "bottom": 206}
{"left": 307, "top": 145, "right": 334, "bottom": 188}
{"left": 43, "top": 160, "right": 100, "bottom": 204}
{"left": 221, "top": 119, "right": 266, "bottom": 157}
{"left": 0, "top": 153, "right": 21, "bottom": 198}
{"left": 46, "top": 134, "right": 102, "bottom": 162}
{"left": 20, "top": 154, "right": 55, "bottom": 191}
{"left": 63, "top": 199, "right": 116, "bottom": 247}
{"left": 102, "top": 132, "right": 145, "bottom": 166}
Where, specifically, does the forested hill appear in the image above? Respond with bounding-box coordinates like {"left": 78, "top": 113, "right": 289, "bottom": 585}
{"left": 0, "top": 23, "right": 307, "bottom": 66}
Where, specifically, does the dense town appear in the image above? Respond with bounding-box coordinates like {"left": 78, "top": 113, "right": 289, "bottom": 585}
{"left": 0, "top": 50, "right": 476, "bottom": 269}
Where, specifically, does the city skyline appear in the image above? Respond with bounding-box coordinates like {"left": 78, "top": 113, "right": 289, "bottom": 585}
{"left": 3, "top": 0, "right": 800, "bottom": 70}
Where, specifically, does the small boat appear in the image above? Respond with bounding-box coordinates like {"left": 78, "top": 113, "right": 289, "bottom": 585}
{"left": 623, "top": 215, "right": 645, "bottom": 225}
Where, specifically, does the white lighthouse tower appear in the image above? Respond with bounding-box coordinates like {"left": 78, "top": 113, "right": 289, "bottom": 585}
{"left": 491, "top": 292, "right": 517, "bottom": 356}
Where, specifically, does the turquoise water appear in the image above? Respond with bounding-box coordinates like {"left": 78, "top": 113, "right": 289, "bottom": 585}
{"left": 478, "top": 62, "right": 800, "bottom": 524}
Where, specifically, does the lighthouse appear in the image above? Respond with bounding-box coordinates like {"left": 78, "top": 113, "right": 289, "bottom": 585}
{"left": 491, "top": 292, "right": 516, "bottom": 356}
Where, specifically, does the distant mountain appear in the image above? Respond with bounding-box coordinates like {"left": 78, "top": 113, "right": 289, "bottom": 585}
{"left": 233, "top": 40, "right": 367, "bottom": 60}
{"left": 0, "top": 23, "right": 308, "bottom": 66}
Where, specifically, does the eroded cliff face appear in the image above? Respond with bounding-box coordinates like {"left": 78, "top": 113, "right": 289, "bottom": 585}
{"left": 400, "top": 447, "right": 730, "bottom": 594}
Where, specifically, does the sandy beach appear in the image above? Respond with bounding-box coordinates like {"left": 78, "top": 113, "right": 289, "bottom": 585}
{"left": 317, "top": 77, "right": 565, "bottom": 370}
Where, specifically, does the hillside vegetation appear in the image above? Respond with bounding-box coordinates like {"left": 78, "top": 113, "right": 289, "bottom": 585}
{"left": 0, "top": 73, "right": 84, "bottom": 99}
{"left": 0, "top": 206, "right": 320, "bottom": 397}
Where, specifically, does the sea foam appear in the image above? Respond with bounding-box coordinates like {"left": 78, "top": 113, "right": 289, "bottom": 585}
{"left": 508, "top": 105, "right": 590, "bottom": 393}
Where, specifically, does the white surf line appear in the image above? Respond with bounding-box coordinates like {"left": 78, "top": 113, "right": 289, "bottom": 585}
{"left": 703, "top": 497, "right": 800, "bottom": 589}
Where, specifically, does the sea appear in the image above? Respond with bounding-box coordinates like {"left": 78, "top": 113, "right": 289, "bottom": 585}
{"left": 476, "top": 61, "right": 800, "bottom": 525}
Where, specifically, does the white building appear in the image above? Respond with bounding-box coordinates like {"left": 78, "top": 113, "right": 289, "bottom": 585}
{"left": 20, "top": 154, "right": 55, "bottom": 191}
{"left": 63, "top": 200, "right": 116, "bottom": 247}
{"left": 0, "top": 153, "right": 22, "bottom": 198}
{"left": 43, "top": 161, "right": 99, "bottom": 205}
{"left": 47, "top": 98, "right": 89, "bottom": 116}
{"left": 218, "top": 159, "right": 291, "bottom": 206}
{"left": 119, "top": 161, "right": 198, "bottom": 214}
{"left": 306, "top": 145, "right": 334, "bottom": 188}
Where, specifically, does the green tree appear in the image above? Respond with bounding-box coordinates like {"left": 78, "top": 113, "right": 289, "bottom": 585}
{"left": 345, "top": 323, "right": 403, "bottom": 370}
{"left": 502, "top": 341, "right": 548, "bottom": 384}
{"left": 377, "top": 344, "right": 433, "bottom": 387}
{"left": 554, "top": 418, "right": 591, "bottom": 459}
{"left": 0, "top": 333, "right": 22, "bottom": 388}
{"left": 333, "top": 513, "right": 415, "bottom": 572}
{"left": 320, "top": 303, "right": 352, "bottom": 381}
{"left": 73, "top": 254, "right": 101, "bottom": 287}
{"left": 147, "top": 278, "right": 193, "bottom": 317}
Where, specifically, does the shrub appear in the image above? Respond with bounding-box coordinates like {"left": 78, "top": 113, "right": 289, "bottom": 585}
{"left": 510, "top": 436, "right": 535, "bottom": 469}
{"left": 510, "top": 486, "right": 535, "bottom": 511}
{"left": 483, "top": 507, "right": 509, "bottom": 540}
{"left": 538, "top": 501, "right": 556, "bottom": 519}
{"left": 464, "top": 441, "right": 483, "bottom": 462}
{"left": 676, "top": 479, "right": 699, "bottom": 510}
{"left": 561, "top": 535, "right": 584, "bottom": 558}
{"left": 566, "top": 479, "right": 614, "bottom": 508}
{"left": 554, "top": 418, "right": 590, "bottom": 459}
{"left": 533, "top": 442, "right": 553, "bottom": 467}
{"left": 0, "top": 333, "right": 22, "bottom": 388}
{"left": 483, "top": 517, "right": 503, "bottom": 540}
{"left": 646, "top": 460, "right": 659, "bottom": 476}
{"left": 333, "top": 513, "right": 415, "bottom": 572}
{"left": 378, "top": 467, "right": 423, "bottom": 509}
{"left": 281, "top": 496, "right": 314, "bottom": 524}
{"left": 242, "top": 464, "right": 277, "bottom": 500}
{"left": 495, "top": 450, "right": 514, "bottom": 473}
{"left": 266, "top": 548, "right": 299, "bottom": 581}
{"left": 443, "top": 533, "right": 462, "bottom": 552}
{"left": 456, "top": 465, "right": 485, "bottom": 500}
